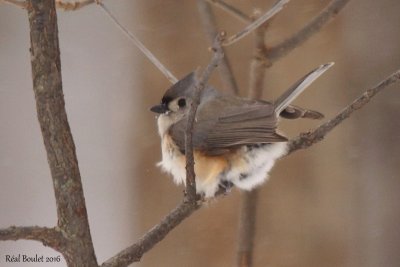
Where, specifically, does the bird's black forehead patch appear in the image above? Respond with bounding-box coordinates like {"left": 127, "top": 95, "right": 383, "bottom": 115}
{"left": 161, "top": 96, "right": 173, "bottom": 104}
{"left": 160, "top": 72, "right": 196, "bottom": 104}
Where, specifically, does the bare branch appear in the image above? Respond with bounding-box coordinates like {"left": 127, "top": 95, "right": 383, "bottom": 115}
{"left": 247, "top": 16, "right": 270, "bottom": 99}
{"left": 235, "top": 16, "right": 271, "bottom": 267}
{"left": 197, "top": 0, "right": 239, "bottom": 94}
{"left": 222, "top": 0, "right": 290, "bottom": 46}
{"left": 27, "top": 0, "right": 97, "bottom": 265}
{"left": 101, "top": 201, "right": 200, "bottom": 267}
{"left": 1, "top": 0, "right": 27, "bottom": 8}
{"left": 185, "top": 33, "right": 225, "bottom": 202}
{"left": 98, "top": 2, "right": 178, "bottom": 84}
{"left": 236, "top": 190, "right": 259, "bottom": 267}
{"left": 288, "top": 69, "right": 400, "bottom": 153}
{"left": 266, "top": 0, "right": 351, "bottom": 65}
{"left": 0, "top": 226, "right": 65, "bottom": 250}
{"left": 56, "top": 0, "right": 95, "bottom": 11}
{"left": 206, "top": 0, "right": 251, "bottom": 23}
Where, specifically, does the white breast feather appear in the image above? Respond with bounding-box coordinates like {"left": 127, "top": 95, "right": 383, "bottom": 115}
{"left": 157, "top": 137, "right": 186, "bottom": 186}
{"left": 227, "top": 142, "right": 288, "bottom": 190}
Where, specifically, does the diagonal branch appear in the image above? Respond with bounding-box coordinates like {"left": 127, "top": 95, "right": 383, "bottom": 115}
{"left": 206, "top": 0, "right": 251, "bottom": 23}
{"left": 98, "top": 2, "right": 178, "bottom": 84}
{"left": 0, "top": 226, "right": 65, "bottom": 250}
{"left": 197, "top": 0, "right": 239, "bottom": 94}
{"left": 222, "top": 0, "right": 290, "bottom": 47}
{"left": 266, "top": 0, "right": 351, "bottom": 65}
{"left": 100, "top": 201, "right": 199, "bottom": 267}
{"left": 288, "top": 69, "right": 400, "bottom": 153}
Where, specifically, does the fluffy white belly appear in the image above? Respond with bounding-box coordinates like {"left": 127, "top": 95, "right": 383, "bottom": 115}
{"left": 158, "top": 135, "right": 287, "bottom": 197}
{"left": 225, "top": 142, "right": 288, "bottom": 190}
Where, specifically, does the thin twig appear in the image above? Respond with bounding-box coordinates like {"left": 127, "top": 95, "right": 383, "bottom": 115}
{"left": 184, "top": 33, "right": 225, "bottom": 202}
{"left": 56, "top": 0, "right": 95, "bottom": 11}
{"left": 222, "top": 0, "right": 290, "bottom": 46}
{"left": 266, "top": 0, "right": 351, "bottom": 65}
{"left": 0, "top": 226, "right": 65, "bottom": 250}
{"left": 1, "top": 0, "right": 27, "bottom": 8}
{"left": 100, "top": 201, "right": 200, "bottom": 267}
{"left": 197, "top": 0, "right": 239, "bottom": 94}
{"left": 206, "top": 0, "right": 251, "bottom": 23}
{"left": 98, "top": 2, "right": 178, "bottom": 84}
{"left": 288, "top": 69, "right": 400, "bottom": 153}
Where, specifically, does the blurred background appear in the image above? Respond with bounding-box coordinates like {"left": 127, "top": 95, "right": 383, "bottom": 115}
{"left": 1, "top": 0, "right": 399, "bottom": 266}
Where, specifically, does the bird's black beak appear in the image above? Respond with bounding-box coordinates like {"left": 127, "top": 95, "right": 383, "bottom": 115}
{"left": 150, "top": 103, "right": 169, "bottom": 114}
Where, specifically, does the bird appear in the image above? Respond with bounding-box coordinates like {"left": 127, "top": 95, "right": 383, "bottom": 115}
{"left": 150, "top": 62, "right": 334, "bottom": 198}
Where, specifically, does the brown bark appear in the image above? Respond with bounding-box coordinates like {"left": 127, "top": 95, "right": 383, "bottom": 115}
{"left": 26, "top": 0, "right": 97, "bottom": 265}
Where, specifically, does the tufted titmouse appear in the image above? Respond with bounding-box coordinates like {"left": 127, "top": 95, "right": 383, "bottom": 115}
{"left": 151, "top": 63, "right": 334, "bottom": 198}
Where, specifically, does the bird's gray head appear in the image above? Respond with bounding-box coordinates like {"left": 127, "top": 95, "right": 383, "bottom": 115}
{"left": 150, "top": 72, "right": 197, "bottom": 115}
{"left": 150, "top": 72, "right": 196, "bottom": 135}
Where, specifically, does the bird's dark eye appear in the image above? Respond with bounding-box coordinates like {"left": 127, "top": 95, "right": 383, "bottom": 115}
{"left": 178, "top": 98, "right": 186, "bottom": 108}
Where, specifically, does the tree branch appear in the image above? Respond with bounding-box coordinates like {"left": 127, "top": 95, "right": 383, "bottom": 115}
{"left": 100, "top": 201, "right": 199, "bottom": 267}
{"left": 236, "top": 191, "right": 259, "bottom": 267}
{"left": 288, "top": 69, "right": 400, "bottom": 153}
{"left": 235, "top": 17, "right": 270, "bottom": 267}
{"left": 98, "top": 1, "right": 178, "bottom": 84}
{"left": 0, "top": 226, "right": 65, "bottom": 250}
{"left": 27, "top": 0, "right": 97, "bottom": 265}
{"left": 197, "top": 0, "right": 239, "bottom": 94}
{"left": 222, "top": 0, "right": 290, "bottom": 47}
{"left": 206, "top": 0, "right": 251, "bottom": 23}
{"left": 248, "top": 17, "right": 270, "bottom": 100}
{"left": 265, "top": 0, "right": 351, "bottom": 65}
{"left": 184, "top": 33, "right": 225, "bottom": 202}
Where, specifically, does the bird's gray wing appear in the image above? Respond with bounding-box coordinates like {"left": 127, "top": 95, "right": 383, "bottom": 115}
{"left": 169, "top": 99, "right": 287, "bottom": 156}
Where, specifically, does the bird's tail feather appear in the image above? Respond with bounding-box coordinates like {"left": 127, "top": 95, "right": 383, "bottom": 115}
{"left": 274, "top": 62, "right": 334, "bottom": 115}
